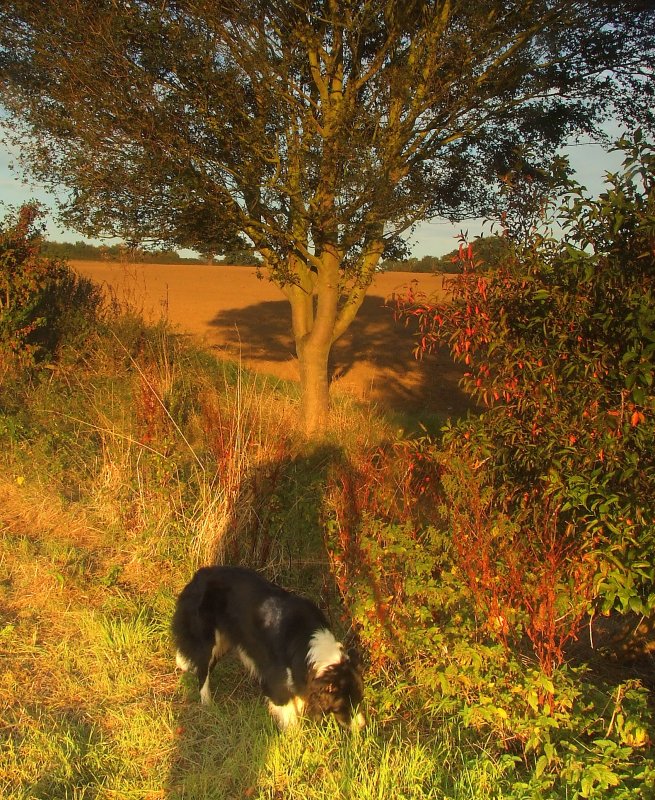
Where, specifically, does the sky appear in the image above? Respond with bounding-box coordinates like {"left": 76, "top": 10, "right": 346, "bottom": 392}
{"left": 0, "top": 134, "right": 625, "bottom": 259}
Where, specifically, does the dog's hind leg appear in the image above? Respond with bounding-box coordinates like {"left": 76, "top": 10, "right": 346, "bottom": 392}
{"left": 176, "top": 650, "right": 194, "bottom": 672}
{"left": 197, "top": 630, "right": 230, "bottom": 705}
{"left": 199, "top": 668, "right": 213, "bottom": 704}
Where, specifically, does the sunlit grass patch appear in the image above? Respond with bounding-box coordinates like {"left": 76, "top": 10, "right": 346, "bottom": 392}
{"left": 0, "top": 706, "right": 114, "bottom": 799}
{"left": 72, "top": 607, "right": 163, "bottom": 701}
{"left": 0, "top": 480, "right": 175, "bottom": 798}
{"left": 101, "top": 702, "right": 176, "bottom": 795}
{"left": 0, "top": 591, "right": 176, "bottom": 800}
{"left": 252, "top": 717, "right": 512, "bottom": 800}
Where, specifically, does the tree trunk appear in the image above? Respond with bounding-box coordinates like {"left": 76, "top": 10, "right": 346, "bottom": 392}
{"left": 288, "top": 245, "right": 341, "bottom": 437}
{"left": 297, "top": 335, "right": 331, "bottom": 437}
{"left": 284, "top": 239, "right": 383, "bottom": 437}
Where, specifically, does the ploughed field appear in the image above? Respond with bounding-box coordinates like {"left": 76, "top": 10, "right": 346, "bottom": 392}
{"left": 73, "top": 260, "right": 471, "bottom": 417}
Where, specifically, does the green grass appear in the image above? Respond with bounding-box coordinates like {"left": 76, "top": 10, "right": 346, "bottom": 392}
{"left": 0, "top": 307, "right": 517, "bottom": 800}
{"left": 0, "top": 522, "right": 511, "bottom": 800}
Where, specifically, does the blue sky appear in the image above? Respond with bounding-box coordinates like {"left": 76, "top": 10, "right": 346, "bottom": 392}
{"left": 408, "top": 134, "right": 625, "bottom": 257}
{"left": 0, "top": 135, "right": 625, "bottom": 259}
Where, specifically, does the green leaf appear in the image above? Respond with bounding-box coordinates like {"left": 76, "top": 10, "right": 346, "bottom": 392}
{"left": 535, "top": 754, "right": 549, "bottom": 778}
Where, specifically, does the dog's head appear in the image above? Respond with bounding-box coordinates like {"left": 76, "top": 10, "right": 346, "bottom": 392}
{"left": 306, "top": 649, "right": 365, "bottom": 730}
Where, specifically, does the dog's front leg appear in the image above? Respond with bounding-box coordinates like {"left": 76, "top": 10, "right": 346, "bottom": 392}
{"left": 267, "top": 697, "right": 306, "bottom": 730}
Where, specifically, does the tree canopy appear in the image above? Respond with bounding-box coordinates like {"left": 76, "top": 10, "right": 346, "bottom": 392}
{"left": 1, "top": 0, "right": 654, "bottom": 432}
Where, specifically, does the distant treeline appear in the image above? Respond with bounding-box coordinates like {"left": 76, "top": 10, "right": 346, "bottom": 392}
{"left": 39, "top": 239, "right": 266, "bottom": 265}
{"left": 40, "top": 239, "right": 202, "bottom": 264}
{"left": 40, "top": 234, "right": 508, "bottom": 270}
{"left": 381, "top": 235, "right": 509, "bottom": 273}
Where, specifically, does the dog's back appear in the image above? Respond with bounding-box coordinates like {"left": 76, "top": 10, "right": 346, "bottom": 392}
{"left": 172, "top": 566, "right": 329, "bottom": 696}
{"left": 173, "top": 565, "right": 327, "bottom": 648}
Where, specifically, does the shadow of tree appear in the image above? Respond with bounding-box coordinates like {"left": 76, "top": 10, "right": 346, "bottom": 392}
{"left": 207, "top": 295, "right": 474, "bottom": 417}
{"left": 167, "top": 689, "right": 272, "bottom": 798}
{"left": 215, "top": 443, "right": 354, "bottom": 625}
{"left": 167, "top": 444, "right": 362, "bottom": 797}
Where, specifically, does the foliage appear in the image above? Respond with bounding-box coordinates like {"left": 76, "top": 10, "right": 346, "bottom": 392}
{"left": 2, "top": 1, "right": 654, "bottom": 433}
{"left": 382, "top": 236, "right": 511, "bottom": 274}
{"left": 218, "top": 246, "right": 262, "bottom": 266}
{"left": 321, "top": 130, "right": 655, "bottom": 794}
{"left": 0, "top": 204, "right": 103, "bottom": 381}
{"left": 381, "top": 254, "right": 447, "bottom": 273}
{"left": 396, "top": 133, "right": 655, "bottom": 624}
{"left": 325, "top": 436, "right": 655, "bottom": 798}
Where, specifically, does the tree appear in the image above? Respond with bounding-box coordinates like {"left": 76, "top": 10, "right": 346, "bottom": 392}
{"left": 381, "top": 235, "right": 511, "bottom": 273}
{"left": 220, "top": 246, "right": 261, "bottom": 266}
{"left": 1, "top": 1, "right": 654, "bottom": 434}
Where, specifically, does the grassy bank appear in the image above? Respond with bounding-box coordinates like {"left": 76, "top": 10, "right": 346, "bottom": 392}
{"left": 0, "top": 302, "right": 513, "bottom": 799}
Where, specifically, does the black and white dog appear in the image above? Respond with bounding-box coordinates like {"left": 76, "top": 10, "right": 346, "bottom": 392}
{"left": 172, "top": 566, "right": 365, "bottom": 730}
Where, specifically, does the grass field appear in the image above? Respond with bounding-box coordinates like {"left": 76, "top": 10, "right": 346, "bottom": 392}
{"left": 0, "top": 437, "right": 506, "bottom": 796}
{"left": 2, "top": 257, "right": 653, "bottom": 799}
{"left": 0, "top": 301, "right": 513, "bottom": 800}
{"left": 0, "top": 505, "right": 512, "bottom": 799}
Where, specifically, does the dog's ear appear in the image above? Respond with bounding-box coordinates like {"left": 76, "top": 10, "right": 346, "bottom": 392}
{"left": 305, "top": 677, "right": 336, "bottom": 718}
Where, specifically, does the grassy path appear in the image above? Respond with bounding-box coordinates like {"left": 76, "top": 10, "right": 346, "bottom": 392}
{"left": 0, "top": 477, "right": 506, "bottom": 799}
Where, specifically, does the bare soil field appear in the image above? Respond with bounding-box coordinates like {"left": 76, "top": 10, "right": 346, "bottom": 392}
{"left": 73, "top": 260, "right": 472, "bottom": 418}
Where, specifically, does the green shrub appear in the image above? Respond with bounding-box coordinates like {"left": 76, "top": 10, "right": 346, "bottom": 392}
{"left": 326, "top": 440, "right": 655, "bottom": 797}
{"left": 329, "top": 132, "right": 655, "bottom": 795}
{"left": 0, "top": 204, "right": 103, "bottom": 381}
{"left": 396, "top": 131, "right": 655, "bottom": 625}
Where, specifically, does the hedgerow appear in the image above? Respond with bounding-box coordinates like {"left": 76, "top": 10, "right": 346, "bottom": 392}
{"left": 326, "top": 132, "right": 655, "bottom": 796}
{"left": 0, "top": 204, "right": 103, "bottom": 385}
{"left": 404, "top": 132, "right": 655, "bottom": 624}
